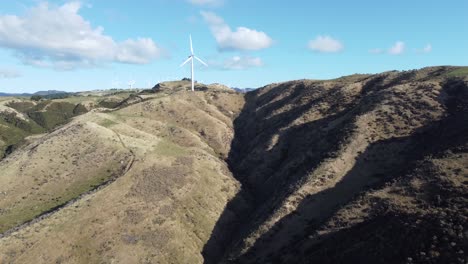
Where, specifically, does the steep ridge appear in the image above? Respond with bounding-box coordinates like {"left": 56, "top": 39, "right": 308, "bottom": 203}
{"left": 0, "top": 87, "right": 244, "bottom": 263}
{"left": 204, "top": 66, "right": 468, "bottom": 263}
{"left": 0, "top": 68, "right": 466, "bottom": 263}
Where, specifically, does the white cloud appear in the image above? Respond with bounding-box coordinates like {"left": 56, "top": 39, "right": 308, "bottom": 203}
{"left": 423, "top": 44, "right": 432, "bottom": 53}
{"left": 308, "top": 35, "right": 344, "bottom": 53}
{"left": 0, "top": 68, "right": 21, "bottom": 78}
{"left": 388, "top": 41, "right": 405, "bottom": 55}
{"left": 116, "top": 38, "right": 161, "bottom": 64}
{"left": 222, "top": 56, "right": 263, "bottom": 70}
{"left": 416, "top": 43, "right": 432, "bottom": 53}
{"left": 187, "top": 0, "right": 224, "bottom": 7}
{"left": 0, "top": 2, "right": 162, "bottom": 70}
{"left": 200, "top": 11, "right": 273, "bottom": 51}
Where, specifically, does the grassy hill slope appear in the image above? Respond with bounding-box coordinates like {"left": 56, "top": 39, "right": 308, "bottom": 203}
{"left": 0, "top": 90, "right": 151, "bottom": 159}
{"left": 0, "top": 68, "right": 466, "bottom": 263}
{"left": 0, "top": 85, "right": 244, "bottom": 263}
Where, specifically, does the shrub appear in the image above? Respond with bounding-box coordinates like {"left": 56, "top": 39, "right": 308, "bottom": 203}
{"left": 30, "top": 95, "right": 43, "bottom": 101}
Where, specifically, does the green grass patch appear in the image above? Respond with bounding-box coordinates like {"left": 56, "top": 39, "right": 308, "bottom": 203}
{"left": 0, "top": 111, "right": 44, "bottom": 134}
{"left": 98, "top": 98, "right": 122, "bottom": 109}
{"left": 154, "top": 139, "right": 188, "bottom": 157}
{"left": 31, "top": 100, "right": 51, "bottom": 111}
{"left": 0, "top": 120, "right": 30, "bottom": 156}
{"left": 98, "top": 118, "right": 118, "bottom": 128}
{"left": 73, "top": 104, "right": 88, "bottom": 115}
{"left": 55, "top": 96, "right": 98, "bottom": 104}
{"left": 28, "top": 111, "right": 70, "bottom": 130}
{"left": 0, "top": 114, "right": 45, "bottom": 158}
{"left": 0, "top": 166, "right": 117, "bottom": 233}
{"left": 5, "top": 101, "right": 35, "bottom": 112}
{"left": 26, "top": 102, "right": 83, "bottom": 130}
{"left": 0, "top": 101, "right": 89, "bottom": 159}
{"left": 445, "top": 67, "right": 468, "bottom": 78}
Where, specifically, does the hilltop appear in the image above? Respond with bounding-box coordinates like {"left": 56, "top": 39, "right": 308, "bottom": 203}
{"left": 0, "top": 66, "right": 467, "bottom": 263}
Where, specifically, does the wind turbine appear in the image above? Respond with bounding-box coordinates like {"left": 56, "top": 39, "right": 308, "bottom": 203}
{"left": 180, "top": 35, "right": 208, "bottom": 91}
{"left": 128, "top": 80, "right": 136, "bottom": 89}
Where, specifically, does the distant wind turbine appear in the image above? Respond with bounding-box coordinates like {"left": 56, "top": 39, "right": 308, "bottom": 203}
{"left": 180, "top": 35, "right": 208, "bottom": 91}
{"left": 128, "top": 80, "right": 136, "bottom": 89}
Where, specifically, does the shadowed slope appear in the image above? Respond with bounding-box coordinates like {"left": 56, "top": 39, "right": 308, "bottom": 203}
{"left": 203, "top": 66, "right": 468, "bottom": 263}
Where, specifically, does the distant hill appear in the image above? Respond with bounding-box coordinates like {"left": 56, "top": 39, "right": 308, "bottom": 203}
{"left": 33, "top": 90, "right": 68, "bottom": 96}
{"left": 0, "top": 92, "right": 32, "bottom": 97}
{"left": 0, "top": 90, "right": 68, "bottom": 97}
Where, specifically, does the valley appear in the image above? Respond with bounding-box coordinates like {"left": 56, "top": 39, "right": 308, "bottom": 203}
{"left": 0, "top": 67, "right": 467, "bottom": 263}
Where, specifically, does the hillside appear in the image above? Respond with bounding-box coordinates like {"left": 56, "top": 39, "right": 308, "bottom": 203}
{"left": 0, "top": 67, "right": 467, "bottom": 263}
{"left": 0, "top": 83, "right": 244, "bottom": 263}
{"left": 208, "top": 66, "right": 468, "bottom": 263}
{"left": 0, "top": 90, "right": 152, "bottom": 159}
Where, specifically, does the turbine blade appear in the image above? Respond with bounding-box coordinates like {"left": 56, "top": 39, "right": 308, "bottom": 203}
{"left": 194, "top": 56, "right": 208, "bottom": 67}
{"left": 180, "top": 57, "right": 192, "bottom": 67}
{"left": 190, "top": 35, "right": 193, "bottom": 54}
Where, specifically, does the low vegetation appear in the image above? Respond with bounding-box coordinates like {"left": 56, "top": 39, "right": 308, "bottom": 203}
{"left": 0, "top": 90, "right": 151, "bottom": 159}
{"left": 0, "top": 69, "right": 466, "bottom": 263}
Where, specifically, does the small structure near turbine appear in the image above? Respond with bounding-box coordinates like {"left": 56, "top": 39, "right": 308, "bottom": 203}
{"left": 180, "top": 35, "right": 208, "bottom": 91}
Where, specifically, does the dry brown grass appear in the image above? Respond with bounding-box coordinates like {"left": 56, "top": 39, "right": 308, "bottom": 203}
{"left": 0, "top": 88, "right": 244, "bottom": 263}
{"left": 0, "top": 68, "right": 466, "bottom": 263}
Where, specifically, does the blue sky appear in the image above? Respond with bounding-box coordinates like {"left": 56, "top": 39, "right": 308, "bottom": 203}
{"left": 0, "top": 0, "right": 467, "bottom": 93}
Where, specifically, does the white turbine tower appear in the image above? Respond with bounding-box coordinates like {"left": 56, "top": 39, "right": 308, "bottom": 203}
{"left": 128, "top": 80, "right": 136, "bottom": 89}
{"left": 180, "top": 35, "right": 208, "bottom": 91}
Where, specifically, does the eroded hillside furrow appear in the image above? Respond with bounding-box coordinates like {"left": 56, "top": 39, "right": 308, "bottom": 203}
{"left": 203, "top": 66, "right": 468, "bottom": 264}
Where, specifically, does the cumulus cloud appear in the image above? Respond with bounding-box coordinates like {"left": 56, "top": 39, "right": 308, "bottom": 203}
{"left": 200, "top": 11, "right": 273, "bottom": 51}
{"left": 116, "top": 38, "right": 161, "bottom": 64}
{"left": 0, "top": 68, "right": 21, "bottom": 78}
{"left": 0, "top": 2, "right": 162, "bottom": 70}
{"left": 423, "top": 44, "right": 432, "bottom": 53}
{"left": 416, "top": 44, "right": 432, "bottom": 53}
{"left": 388, "top": 41, "right": 405, "bottom": 55}
{"left": 308, "top": 35, "right": 344, "bottom": 53}
{"left": 222, "top": 56, "right": 263, "bottom": 70}
{"left": 187, "top": 0, "right": 224, "bottom": 7}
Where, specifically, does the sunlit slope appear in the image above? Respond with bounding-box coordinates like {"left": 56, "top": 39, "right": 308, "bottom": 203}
{"left": 0, "top": 120, "right": 132, "bottom": 234}
{"left": 0, "top": 87, "right": 244, "bottom": 263}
